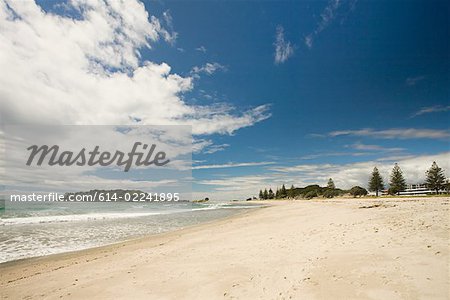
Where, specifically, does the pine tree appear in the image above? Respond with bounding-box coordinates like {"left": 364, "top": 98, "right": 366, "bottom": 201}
{"left": 287, "top": 185, "right": 295, "bottom": 198}
{"left": 389, "top": 163, "right": 406, "bottom": 195}
{"left": 368, "top": 167, "right": 384, "bottom": 197}
{"left": 426, "top": 161, "right": 446, "bottom": 194}
{"left": 275, "top": 188, "right": 280, "bottom": 199}
{"left": 268, "top": 188, "right": 274, "bottom": 199}
{"left": 259, "top": 190, "right": 263, "bottom": 199}
{"left": 263, "top": 189, "right": 268, "bottom": 200}
{"left": 327, "top": 178, "right": 335, "bottom": 189}
{"left": 280, "top": 184, "right": 287, "bottom": 198}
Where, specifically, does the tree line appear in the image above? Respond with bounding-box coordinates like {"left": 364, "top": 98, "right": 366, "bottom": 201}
{"left": 368, "top": 161, "right": 447, "bottom": 196}
{"left": 258, "top": 161, "right": 448, "bottom": 199}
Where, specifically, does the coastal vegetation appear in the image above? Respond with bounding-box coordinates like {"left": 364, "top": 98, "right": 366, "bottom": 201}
{"left": 388, "top": 163, "right": 406, "bottom": 195}
{"left": 257, "top": 161, "right": 449, "bottom": 200}
{"left": 426, "top": 162, "right": 446, "bottom": 194}
{"left": 349, "top": 186, "right": 368, "bottom": 197}
{"left": 258, "top": 184, "right": 348, "bottom": 200}
{"left": 368, "top": 167, "right": 384, "bottom": 197}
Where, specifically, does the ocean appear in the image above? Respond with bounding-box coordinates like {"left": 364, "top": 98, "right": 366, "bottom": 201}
{"left": 0, "top": 201, "right": 262, "bottom": 263}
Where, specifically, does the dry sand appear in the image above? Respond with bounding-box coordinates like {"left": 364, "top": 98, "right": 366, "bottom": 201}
{"left": 1, "top": 197, "right": 449, "bottom": 299}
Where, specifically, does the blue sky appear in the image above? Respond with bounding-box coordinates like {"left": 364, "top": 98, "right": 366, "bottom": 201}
{"left": 139, "top": 0, "right": 449, "bottom": 198}
{"left": 3, "top": 0, "right": 449, "bottom": 199}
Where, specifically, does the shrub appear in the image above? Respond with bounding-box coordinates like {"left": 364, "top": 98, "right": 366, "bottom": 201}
{"left": 349, "top": 186, "right": 368, "bottom": 197}
{"left": 323, "top": 189, "right": 339, "bottom": 198}
{"left": 304, "top": 190, "right": 318, "bottom": 199}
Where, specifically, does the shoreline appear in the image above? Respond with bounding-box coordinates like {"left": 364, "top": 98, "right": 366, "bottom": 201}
{"left": 2, "top": 197, "right": 448, "bottom": 299}
{"left": 0, "top": 201, "right": 267, "bottom": 265}
{"left": 0, "top": 202, "right": 266, "bottom": 269}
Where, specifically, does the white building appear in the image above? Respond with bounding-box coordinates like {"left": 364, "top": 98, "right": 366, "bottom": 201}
{"left": 398, "top": 183, "right": 445, "bottom": 196}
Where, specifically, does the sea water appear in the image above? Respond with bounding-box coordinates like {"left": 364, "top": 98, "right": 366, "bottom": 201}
{"left": 0, "top": 201, "right": 262, "bottom": 263}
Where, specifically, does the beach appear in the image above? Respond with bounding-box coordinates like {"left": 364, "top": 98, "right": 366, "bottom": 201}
{"left": 0, "top": 201, "right": 258, "bottom": 263}
{"left": 1, "top": 197, "right": 449, "bottom": 299}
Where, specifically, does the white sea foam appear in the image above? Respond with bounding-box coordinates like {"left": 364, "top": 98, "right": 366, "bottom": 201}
{"left": 0, "top": 202, "right": 262, "bottom": 263}
{"left": 0, "top": 203, "right": 262, "bottom": 226}
{"left": 0, "top": 212, "right": 162, "bottom": 226}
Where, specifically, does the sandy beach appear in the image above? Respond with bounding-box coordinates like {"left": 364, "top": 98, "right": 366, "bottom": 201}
{"left": 1, "top": 197, "right": 449, "bottom": 299}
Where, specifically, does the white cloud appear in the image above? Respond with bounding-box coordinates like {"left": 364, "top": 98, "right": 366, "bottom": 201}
{"left": 304, "top": 35, "right": 313, "bottom": 49}
{"left": 0, "top": 0, "right": 269, "bottom": 138}
{"left": 203, "top": 143, "right": 230, "bottom": 154}
{"left": 411, "top": 105, "right": 450, "bottom": 117}
{"left": 349, "top": 142, "right": 404, "bottom": 152}
{"left": 405, "top": 75, "right": 425, "bottom": 86}
{"left": 376, "top": 154, "right": 416, "bottom": 162}
{"left": 300, "top": 151, "right": 369, "bottom": 160}
{"left": 305, "top": 0, "right": 357, "bottom": 48}
{"left": 192, "top": 161, "right": 274, "bottom": 170}
{"left": 270, "top": 163, "right": 338, "bottom": 174}
{"left": 187, "top": 104, "right": 271, "bottom": 135}
{"left": 191, "top": 62, "right": 226, "bottom": 77}
{"left": 305, "top": 0, "right": 341, "bottom": 48}
{"left": 163, "top": 10, "right": 173, "bottom": 28}
{"left": 196, "top": 174, "right": 276, "bottom": 200}
{"left": 161, "top": 10, "right": 177, "bottom": 45}
{"left": 270, "top": 152, "right": 450, "bottom": 190}
{"left": 328, "top": 128, "right": 450, "bottom": 140}
{"left": 196, "top": 46, "right": 207, "bottom": 53}
{"left": 199, "top": 152, "right": 450, "bottom": 200}
{"left": 274, "top": 25, "right": 294, "bottom": 64}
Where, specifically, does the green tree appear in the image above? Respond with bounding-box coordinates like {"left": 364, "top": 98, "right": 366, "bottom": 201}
{"left": 426, "top": 161, "right": 446, "bottom": 194}
{"left": 368, "top": 167, "right": 384, "bottom": 197}
{"left": 349, "top": 186, "right": 368, "bottom": 197}
{"left": 389, "top": 163, "right": 406, "bottom": 195}
{"left": 263, "top": 189, "right": 268, "bottom": 200}
{"left": 268, "top": 188, "right": 275, "bottom": 199}
{"left": 259, "top": 190, "right": 263, "bottom": 199}
{"left": 304, "top": 190, "right": 318, "bottom": 199}
{"left": 287, "top": 185, "right": 295, "bottom": 198}
{"left": 327, "top": 178, "right": 335, "bottom": 189}
{"left": 280, "top": 184, "right": 287, "bottom": 198}
{"left": 323, "top": 189, "right": 338, "bottom": 198}
{"left": 275, "top": 188, "right": 280, "bottom": 199}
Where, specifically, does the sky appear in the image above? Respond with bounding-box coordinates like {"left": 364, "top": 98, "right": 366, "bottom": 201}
{"left": 0, "top": 0, "right": 449, "bottom": 200}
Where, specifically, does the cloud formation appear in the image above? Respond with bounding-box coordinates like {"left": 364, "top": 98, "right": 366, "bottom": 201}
{"left": 274, "top": 25, "right": 294, "bottom": 64}
{"left": 193, "top": 161, "right": 274, "bottom": 170}
{"left": 203, "top": 143, "right": 230, "bottom": 154}
{"left": 191, "top": 62, "right": 227, "bottom": 78}
{"left": 270, "top": 152, "right": 450, "bottom": 189}
{"left": 411, "top": 105, "right": 450, "bottom": 117}
{"left": 349, "top": 142, "right": 404, "bottom": 152}
{"left": 161, "top": 10, "right": 178, "bottom": 45}
{"left": 196, "top": 46, "right": 207, "bottom": 53}
{"left": 300, "top": 152, "right": 369, "bottom": 160}
{"left": 405, "top": 75, "right": 425, "bottom": 86}
{"left": 328, "top": 128, "right": 450, "bottom": 140}
{"left": 0, "top": 0, "right": 269, "bottom": 138}
{"left": 305, "top": 0, "right": 357, "bottom": 48}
